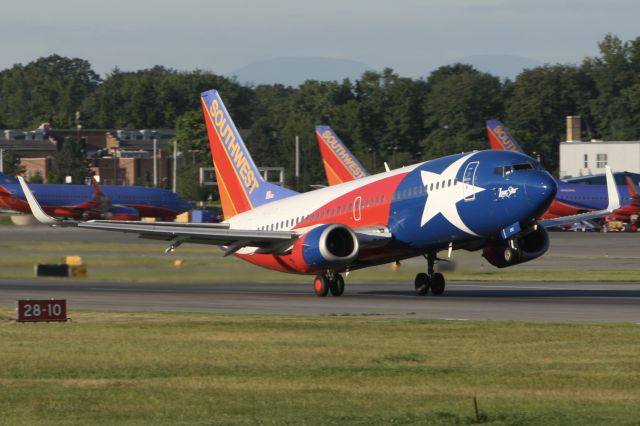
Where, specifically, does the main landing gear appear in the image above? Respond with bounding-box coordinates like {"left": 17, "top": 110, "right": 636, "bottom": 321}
{"left": 414, "top": 252, "right": 446, "bottom": 296}
{"left": 313, "top": 270, "right": 345, "bottom": 297}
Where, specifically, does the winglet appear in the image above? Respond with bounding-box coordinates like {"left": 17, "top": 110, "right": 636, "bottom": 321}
{"left": 605, "top": 165, "right": 621, "bottom": 212}
{"left": 17, "top": 176, "right": 73, "bottom": 226}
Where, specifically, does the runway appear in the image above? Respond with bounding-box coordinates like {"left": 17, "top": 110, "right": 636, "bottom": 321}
{"left": 1, "top": 225, "right": 639, "bottom": 323}
{"left": 1, "top": 279, "right": 639, "bottom": 323}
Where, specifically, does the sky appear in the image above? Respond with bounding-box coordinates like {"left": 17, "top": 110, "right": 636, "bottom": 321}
{"left": 1, "top": 0, "right": 639, "bottom": 79}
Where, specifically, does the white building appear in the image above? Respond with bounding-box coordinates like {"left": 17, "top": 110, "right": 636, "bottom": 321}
{"left": 559, "top": 116, "right": 640, "bottom": 178}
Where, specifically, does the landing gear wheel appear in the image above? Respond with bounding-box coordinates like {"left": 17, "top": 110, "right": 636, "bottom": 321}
{"left": 329, "top": 274, "right": 345, "bottom": 296}
{"left": 430, "top": 272, "right": 445, "bottom": 296}
{"left": 313, "top": 274, "right": 329, "bottom": 297}
{"left": 414, "top": 273, "right": 430, "bottom": 296}
{"left": 504, "top": 247, "right": 515, "bottom": 264}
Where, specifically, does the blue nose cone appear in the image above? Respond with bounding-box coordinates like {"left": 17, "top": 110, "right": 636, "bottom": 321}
{"left": 525, "top": 171, "right": 557, "bottom": 217}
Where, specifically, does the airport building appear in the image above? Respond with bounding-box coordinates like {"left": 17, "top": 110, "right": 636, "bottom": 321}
{"left": 0, "top": 125, "right": 175, "bottom": 186}
{"left": 559, "top": 116, "right": 640, "bottom": 179}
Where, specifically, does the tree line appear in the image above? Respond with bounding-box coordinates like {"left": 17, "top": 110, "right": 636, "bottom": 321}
{"left": 1, "top": 34, "right": 639, "bottom": 194}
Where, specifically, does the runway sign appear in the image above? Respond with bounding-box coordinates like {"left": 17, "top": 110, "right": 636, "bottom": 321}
{"left": 16, "top": 299, "right": 67, "bottom": 322}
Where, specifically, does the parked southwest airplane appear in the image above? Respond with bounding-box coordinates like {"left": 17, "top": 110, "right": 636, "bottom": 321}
{"left": 19, "top": 89, "right": 620, "bottom": 297}
{"left": 0, "top": 172, "right": 191, "bottom": 220}
{"left": 316, "top": 126, "right": 370, "bottom": 186}
{"left": 486, "top": 119, "right": 638, "bottom": 221}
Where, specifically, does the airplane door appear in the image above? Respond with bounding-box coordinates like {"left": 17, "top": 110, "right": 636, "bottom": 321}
{"left": 353, "top": 196, "right": 362, "bottom": 221}
{"left": 462, "top": 161, "right": 479, "bottom": 201}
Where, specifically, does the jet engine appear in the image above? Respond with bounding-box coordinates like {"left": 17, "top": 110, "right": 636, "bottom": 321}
{"left": 482, "top": 225, "right": 549, "bottom": 268}
{"left": 82, "top": 205, "right": 140, "bottom": 221}
{"left": 291, "top": 224, "right": 359, "bottom": 270}
{"left": 107, "top": 205, "right": 140, "bottom": 221}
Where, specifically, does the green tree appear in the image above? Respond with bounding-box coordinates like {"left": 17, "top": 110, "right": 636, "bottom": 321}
{"left": 583, "top": 34, "right": 640, "bottom": 140}
{"left": 505, "top": 64, "right": 596, "bottom": 173}
{"left": 0, "top": 54, "right": 100, "bottom": 128}
{"left": 1, "top": 150, "right": 25, "bottom": 177}
{"left": 84, "top": 68, "right": 253, "bottom": 129}
{"left": 173, "top": 110, "right": 211, "bottom": 201}
{"left": 29, "top": 171, "right": 44, "bottom": 184}
{"left": 421, "top": 65, "right": 504, "bottom": 159}
{"left": 48, "top": 138, "right": 89, "bottom": 184}
{"left": 354, "top": 69, "right": 427, "bottom": 171}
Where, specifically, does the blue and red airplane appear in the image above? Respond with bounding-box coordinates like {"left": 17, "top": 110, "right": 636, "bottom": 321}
{"left": 486, "top": 120, "right": 639, "bottom": 221}
{"left": 20, "top": 89, "right": 620, "bottom": 297}
{"left": 0, "top": 172, "right": 191, "bottom": 221}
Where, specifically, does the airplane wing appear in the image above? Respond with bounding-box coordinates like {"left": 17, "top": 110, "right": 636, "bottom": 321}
{"left": 19, "top": 176, "right": 392, "bottom": 255}
{"left": 18, "top": 176, "right": 298, "bottom": 255}
{"left": 538, "top": 166, "right": 621, "bottom": 228}
{"left": 78, "top": 220, "right": 299, "bottom": 255}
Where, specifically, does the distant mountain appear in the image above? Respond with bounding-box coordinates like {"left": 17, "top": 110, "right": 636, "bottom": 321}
{"left": 454, "top": 54, "right": 544, "bottom": 80}
{"left": 231, "top": 56, "right": 370, "bottom": 87}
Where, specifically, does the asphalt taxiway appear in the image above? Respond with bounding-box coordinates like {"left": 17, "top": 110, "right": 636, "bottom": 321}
{"left": 1, "top": 279, "right": 639, "bottom": 323}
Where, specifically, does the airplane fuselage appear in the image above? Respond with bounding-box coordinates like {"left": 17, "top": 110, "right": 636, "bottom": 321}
{"left": 0, "top": 183, "right": 192, "bottom": 220}
{"left": 227, "top": 150, "right": 556, "bottom": 274}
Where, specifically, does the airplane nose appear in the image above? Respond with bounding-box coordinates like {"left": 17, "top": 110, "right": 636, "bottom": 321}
{"left": 526, "top": 171, "right": 557, "bottom": 213}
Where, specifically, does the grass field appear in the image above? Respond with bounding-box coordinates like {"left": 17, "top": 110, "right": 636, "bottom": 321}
{"left": 0, "top": 310, "right": 639, "bottom": 425}
{"left": 1, "top": 239, "right": 640, "bottom": 283}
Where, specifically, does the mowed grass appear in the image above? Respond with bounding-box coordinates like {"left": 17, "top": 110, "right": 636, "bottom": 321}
{"left": 0, "top": 310, "right": 639, "bottom": 425}
{"left": 1, "top": 240, "right": 640, "bottom": 283}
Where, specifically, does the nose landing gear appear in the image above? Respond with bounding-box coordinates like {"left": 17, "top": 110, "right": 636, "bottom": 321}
{"left": 313, "top": 270, "right": 345, "bottom": 297}
{"left": 414, "top": 252, "right": 446, "bottom": 296}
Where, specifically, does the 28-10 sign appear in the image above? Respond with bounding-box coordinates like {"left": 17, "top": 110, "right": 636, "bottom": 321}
{"left": 17, "top": 299, "right": 67, "bottom": 322}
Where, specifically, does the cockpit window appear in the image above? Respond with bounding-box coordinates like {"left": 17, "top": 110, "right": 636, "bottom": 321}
{"left": 513, "top": 163, "right": 533, "bottom": 171}
{"left": 496, "top": 163, "right": 534, "bottom": 176}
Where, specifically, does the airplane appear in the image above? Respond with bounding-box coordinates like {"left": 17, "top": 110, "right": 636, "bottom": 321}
{"left": 315, "top": 126, "right": 369, "bottom": 185}
{"left": 0, "top": 171, "right": 192, "bottom": 221}
{"left": 19, "top": 89, "right": 621, "bottom": 297}
{"left": 486, "top": 120, "right": 636, "bottom": 220}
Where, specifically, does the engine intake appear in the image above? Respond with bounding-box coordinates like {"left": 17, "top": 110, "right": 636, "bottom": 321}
{"left": 482, "top": 225, "right": 549, "bottom": 268}
{"left": 295, "top": 224, "right": 359, "bottom": 270}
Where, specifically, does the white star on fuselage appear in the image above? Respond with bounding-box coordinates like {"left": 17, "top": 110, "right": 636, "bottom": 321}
{"left": 420, "top": 153, "right": 485, "bottom": 236}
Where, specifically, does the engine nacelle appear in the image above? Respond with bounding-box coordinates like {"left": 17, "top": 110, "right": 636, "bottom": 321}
{"left": 291, "top": 224, "right": 359, "bottom": 271}
{"left": 108, "top": 205, "right": 140, "bottom": 221}
{"left": 482, "top": 225, "right": 549, "bottom": 268}
{"left": 83, "top": 205, "right": 140, "bottom": 221}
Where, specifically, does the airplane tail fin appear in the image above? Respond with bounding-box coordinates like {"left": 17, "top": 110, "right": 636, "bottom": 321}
{"left": 200, "top": 89, "right": 297, "bottom": 219}
{"left": 486, "top": 120, "right": 525, "bottom": 153}
{"left": 315, "top": 126, "right": 369, "bottom": 186}
{"left": 625, "top": 176, "right": 640, "bottom": 204}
